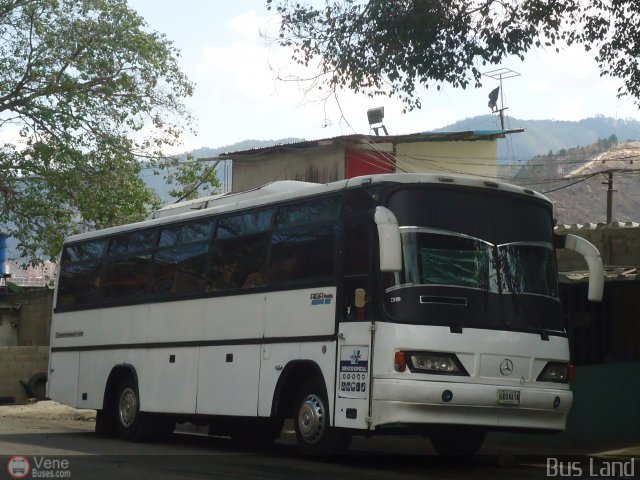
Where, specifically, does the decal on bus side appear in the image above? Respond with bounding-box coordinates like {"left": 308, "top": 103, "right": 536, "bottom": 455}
{"left": 338, "top": 346, "right": 369, "bottom": 399}
{"left": 310, "top": 292, "right": 333, "bottom": 306}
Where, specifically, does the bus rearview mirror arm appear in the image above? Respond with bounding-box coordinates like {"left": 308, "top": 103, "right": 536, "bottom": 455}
{"left": 556, "top": 233, "right": 604, "bottom": 302}
{"left": 375, "top": 206, "right": 402, "bottom": 272}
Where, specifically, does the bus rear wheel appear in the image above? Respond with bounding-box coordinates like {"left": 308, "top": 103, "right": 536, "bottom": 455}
{"left": 114, "top": 376, "right": 154, "bottom": 442}
{"left": 293, "top": 377, "right": 350, "bottom": 455}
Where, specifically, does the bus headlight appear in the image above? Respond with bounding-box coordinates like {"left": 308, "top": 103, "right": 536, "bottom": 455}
{"left": 406, "top": 352, "right": 469, "bottom": 376}
{"left": 537, "top": 362, "right": 572, "bottom": 383}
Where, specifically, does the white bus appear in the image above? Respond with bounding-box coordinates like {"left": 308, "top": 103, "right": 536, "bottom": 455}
{"left": 47, "top": 173, "right": 604, "bottom": 455}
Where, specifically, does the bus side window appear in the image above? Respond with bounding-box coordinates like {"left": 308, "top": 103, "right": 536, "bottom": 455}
{"left": 57, "top": 240, "right": 108, "bottom": 309}
{"left": 153, "top": 220, "right": 213, "bottom": 296}
{"left": 103, "top": 232, "right": 154, "bottom": 300}
{"left": 344, "top": 222, "right": 371, "bottom": 321}
{"left": 267, "top": 224, "right": 336, "bottom": 285}
{"left": 207, "top": 209, "right": 273, "bottom": 291}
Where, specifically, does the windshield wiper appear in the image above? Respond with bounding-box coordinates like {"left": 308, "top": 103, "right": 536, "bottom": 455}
{"left": 498, "top": 250, "right": 549, "bottom": 341}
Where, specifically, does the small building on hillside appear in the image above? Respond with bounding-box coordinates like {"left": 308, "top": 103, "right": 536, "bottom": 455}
{"left": 219, "top": 130, "right": 522, "bottom": 193}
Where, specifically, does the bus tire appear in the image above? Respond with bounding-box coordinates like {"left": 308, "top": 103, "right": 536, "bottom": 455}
{"left": 114, "top": 376, "right": 154, "bottom": 442}
{"left": 429, "top": 427, "right": 485, "bottom": 457}
{"left": 293, "top": 377, "right": 351, "bottom": 455}
{"left": 95, "top": 408, "right": 117, "bottom": 437}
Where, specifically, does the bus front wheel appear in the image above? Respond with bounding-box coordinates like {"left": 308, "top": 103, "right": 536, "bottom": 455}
{"left": 114, "top": 376, "right": 154, "bottom": 442}
{"left": 293, "top": 377, "right": 350, "bottom": 455}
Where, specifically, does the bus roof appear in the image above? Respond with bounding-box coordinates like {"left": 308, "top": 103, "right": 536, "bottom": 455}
{"left": 63, "top": 173, "right": 550, "bottom": 244}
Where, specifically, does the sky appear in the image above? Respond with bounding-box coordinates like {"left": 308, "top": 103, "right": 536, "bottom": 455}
{"left": 127, "top": 0, "right": 640, "bottom": 153}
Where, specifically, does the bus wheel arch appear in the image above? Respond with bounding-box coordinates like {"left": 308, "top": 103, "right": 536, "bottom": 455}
{"left": 293, "top": 376, "right": 351, "bottom": 454}
{"left": 96, "top": 364, "right": 138, "bottom": 437}
{"left": 271, "top": 360, "right": 324, "bottom": 420}
{"left": 100, "top": 364, "right": 154, "bottom": 441}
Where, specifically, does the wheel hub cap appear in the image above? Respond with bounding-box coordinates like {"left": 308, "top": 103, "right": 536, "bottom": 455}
{"left": 118, "top": 387, "right": 137, "bottom": 428}
{"left": 297, "top": 394, "right": 325, "bottom": 444}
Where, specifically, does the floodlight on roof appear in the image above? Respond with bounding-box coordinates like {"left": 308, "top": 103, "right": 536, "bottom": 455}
{"left": 367, "top": 106, "right": 388, "bottom": 135}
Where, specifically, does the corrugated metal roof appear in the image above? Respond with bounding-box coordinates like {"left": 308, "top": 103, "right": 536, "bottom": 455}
{"left": 560, "top": 267, "right": 639, "bottom": 283}
{"left": 217, "top": 129, "right": 524, "bottom": 158}
{"left": 555, "top": 221, "right": 640, "bottom": 232}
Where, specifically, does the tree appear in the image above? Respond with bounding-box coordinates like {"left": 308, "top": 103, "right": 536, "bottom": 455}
{"left": 270, "top": 0, "right": 640, "bottom": 111}
{"left": 0, "top": 0, "right": 215, "bottom": 264}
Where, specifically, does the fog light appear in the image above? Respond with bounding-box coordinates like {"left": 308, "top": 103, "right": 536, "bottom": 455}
{"left": 553, "top": 396, "right": 561, "bottom": 409}
{"left": 442, "top": 390, "right": 453, "bottom": 403}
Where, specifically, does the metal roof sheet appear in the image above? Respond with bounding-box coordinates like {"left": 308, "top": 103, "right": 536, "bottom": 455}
{"left": 217, "top": 129, "right": 524, "bottom": 158}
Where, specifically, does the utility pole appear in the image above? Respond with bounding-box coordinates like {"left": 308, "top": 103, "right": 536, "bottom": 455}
{"left": 603, "top": 170, "right": 615, "bottom": 224}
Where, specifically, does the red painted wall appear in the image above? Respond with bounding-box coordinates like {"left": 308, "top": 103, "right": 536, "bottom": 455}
{"left": 345, "top": 148, "right": 395, "bottom": 178}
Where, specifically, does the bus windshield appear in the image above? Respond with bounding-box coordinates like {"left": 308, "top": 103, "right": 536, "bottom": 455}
{"left": 388, "top": 229, "right": 558, "bottom": 298}
{"left": 382, "top": 187, "right": 564, "bottom": 334}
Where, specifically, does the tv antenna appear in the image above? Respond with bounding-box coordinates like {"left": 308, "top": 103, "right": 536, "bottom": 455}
{"left": 483, "top": 67, "right": 520, "bottom": 130}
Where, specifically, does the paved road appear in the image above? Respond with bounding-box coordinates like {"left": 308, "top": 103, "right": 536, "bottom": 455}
{"left": 0, "top": 406, "right": 635, "bottom": 479}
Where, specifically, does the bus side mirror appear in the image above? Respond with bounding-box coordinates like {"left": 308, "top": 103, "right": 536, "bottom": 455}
{"left": 555, "top": 233, "right": 604, "bottom": 302}
{"left": 374, "top": 206, "right": 402, "bottom": 272}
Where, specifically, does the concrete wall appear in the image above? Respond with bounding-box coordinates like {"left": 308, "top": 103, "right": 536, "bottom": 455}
{"left": 397, "top": 140, "right": 498, "bottom": 178}
{"left": 0, "top": 289, "right": 53, "bottom": 403}
{"left": 9, "top": 289, "right": 53, "bottom": 346}
{"left": 231, "top": 144, "right": 345, "bottom": 192}
{"left": 490, "top": 362, "right": 640, "bottom": 448}
{"left": 556, "top": 224, "right": 640, "bottom": 270}
{"left": 0, "top": 346, "right": 49, "bottom": 402}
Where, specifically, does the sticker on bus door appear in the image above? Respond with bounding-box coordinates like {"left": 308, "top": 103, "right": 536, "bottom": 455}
{"left": 338, "top": 346, "right": 369, "bottom": 399}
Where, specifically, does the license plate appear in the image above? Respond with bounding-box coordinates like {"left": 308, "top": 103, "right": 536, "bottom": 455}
{"left": 498, "top": 389, "right": 521, "bottom": 405}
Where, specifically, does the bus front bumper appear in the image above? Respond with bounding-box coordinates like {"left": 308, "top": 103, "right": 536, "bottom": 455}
{"left": 371, "top": 378, "right": 572, "bottom": 432}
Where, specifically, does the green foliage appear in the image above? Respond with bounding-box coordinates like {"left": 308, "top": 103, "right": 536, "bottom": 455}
{"left": 0, "top": 0, "right": 212, "bottom": 264}
{"left": 271, "top": 0, "right": 640, "bottom": 111}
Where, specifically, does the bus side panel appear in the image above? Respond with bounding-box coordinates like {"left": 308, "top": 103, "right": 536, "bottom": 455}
{"left": 202, "top": 295, "right": 265, "bottom": 341}
{"left": 126, "top": 348, "right": 199, "bottom": 414}
{"left": 263, "top": 288, "right": 337, "bottom": 338}
{"left": 196, "top": 345, "right": 261, "bottom": 416}
{"left": 48, "top": 351, "right": 79, "bottom": 407}
{"left": 76, "top": 350, "right": 125, "bottom": 410}
{"left": 257, "top": 288, "right": 337, "bottom": 418}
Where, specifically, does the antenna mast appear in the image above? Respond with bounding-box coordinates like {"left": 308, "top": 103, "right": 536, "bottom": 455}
{"left": 483, "top": 67, "right": 520, "bottom": 130}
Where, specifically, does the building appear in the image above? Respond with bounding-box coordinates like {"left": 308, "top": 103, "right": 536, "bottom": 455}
{"left": 219, "top": 130, "right": 522, "bottom": 192}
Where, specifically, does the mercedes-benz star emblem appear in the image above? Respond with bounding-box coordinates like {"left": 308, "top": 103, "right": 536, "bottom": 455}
{"left": 500, "top": 359, "right": 514, "bottom": 376}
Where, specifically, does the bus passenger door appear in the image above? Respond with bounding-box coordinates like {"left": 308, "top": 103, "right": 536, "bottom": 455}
{"left": 334, "top": 319, "right": 374, "bottom": 430}
{"left": 333, "top": 220, "right": 374, "bottom": 431}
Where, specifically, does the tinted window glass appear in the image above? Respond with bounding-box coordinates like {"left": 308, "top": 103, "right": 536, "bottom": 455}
{"left": 109, "top": 231, "right": 154, "bottom": 256}
{"left": 216, "top": 209, "right": 273, "bottom": 239}
{"left": 57, "top": 261, "right": 103, "bottom": 308}
{"left": 207, "top": 233, "right": 270, "bottom": 290}
{"left": 61, "top": 240, "right": 108, "bottom": 263}
{"left": 103, "top": 253, "right": 152, "bottom": 299}
{"left": 344, "top": 223, "right": 370, "bottom": 276}
{"left": 182, "top": 220, "right": 213, "bottom": 243}
{"left": 130, "top": 231, "right": 154, "bottom": 252}
{"left": 276, "top": 196, "right": 341, "bottom": 228}
{"left": 153, "top": 243, "right": 209, "bottom": 295}
{"left": 268, "top": 225, "right": 336, "bottom": 284}
{"left": 159, "top": 227, "right": 181, "bottom": 248}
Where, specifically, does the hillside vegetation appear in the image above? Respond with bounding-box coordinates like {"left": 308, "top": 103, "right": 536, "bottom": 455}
{"left": 513, "top": 138, "right": 640, "bottom": 224}
{"left": 437, "top": 115, "right": 640, "bottom": 165}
